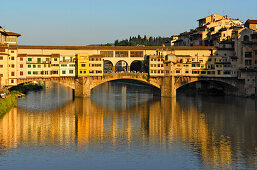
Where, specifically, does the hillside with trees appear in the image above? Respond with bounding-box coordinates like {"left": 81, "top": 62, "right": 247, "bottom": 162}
{"left": 114, "top": 35, "right": 173, "bottom": 46}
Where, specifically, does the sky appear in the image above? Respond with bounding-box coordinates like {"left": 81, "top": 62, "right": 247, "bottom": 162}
{"left": 1, "top": 0, "right": 257, "bottom": 45}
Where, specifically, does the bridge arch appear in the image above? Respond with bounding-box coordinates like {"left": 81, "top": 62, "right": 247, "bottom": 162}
{"left": 176, "top": 79, "right": 240, "bottom": 96}
{"left": 15, "top": 77, "right": 76, "bottom": 89}
{"left": 90, "top": 74, "right": 161, "bottom": 91}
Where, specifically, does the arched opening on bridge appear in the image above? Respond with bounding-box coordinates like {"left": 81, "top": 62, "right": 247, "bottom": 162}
{"left": 177, "top": 80, "right": 239, "bottom": 96}
{"left": 130, "top": 60, "right": 143, "bottom": 72}
{"left": 91, "top": 79, "right": 161, "bottom": 101}
{"left": 10, "top": 81, "right": 75, "bottom": 99}
{"left": 11, "top": 81, "right": 75, "bottom": 111}
{"left": 103, "top": 60, "right": 113, "bottom": 73}
{"left": 115, "top": 60, "right": 129, "bottom": 72}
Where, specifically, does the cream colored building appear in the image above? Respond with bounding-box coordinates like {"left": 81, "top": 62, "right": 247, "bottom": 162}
{"left": 149, "top": 47, "right": 237, "bottom": 78}
{"left": 175, "top": 14, "right": 243, "bottom": 47}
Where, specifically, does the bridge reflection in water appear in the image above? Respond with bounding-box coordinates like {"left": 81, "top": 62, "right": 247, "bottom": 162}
{"left": 0, "top": 87, "right": 257, "bottom": 169}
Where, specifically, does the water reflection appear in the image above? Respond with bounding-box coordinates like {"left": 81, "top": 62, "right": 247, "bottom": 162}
{"left": 0, "top": 82, "right": 257, "bottom": 169}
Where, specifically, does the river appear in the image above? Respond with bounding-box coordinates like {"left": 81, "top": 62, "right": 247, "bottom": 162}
{"left": 0, "top": 81, "right": 257, "bottom": 169}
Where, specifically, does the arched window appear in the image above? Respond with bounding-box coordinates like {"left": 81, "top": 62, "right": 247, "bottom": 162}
{"left": 243, "top": 35, "right": 249, "bottom": 41}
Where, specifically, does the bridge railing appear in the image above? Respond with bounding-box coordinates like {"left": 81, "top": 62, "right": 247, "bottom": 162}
{"left": 103, "top": 73, "right": 149, "bottom": 80}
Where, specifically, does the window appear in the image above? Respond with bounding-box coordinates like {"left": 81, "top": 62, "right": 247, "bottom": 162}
{"left": 115, "top": 51, "right": 128, "bottom": 57}
{"left": 245, "top": 52, "right": 252, "bottom": 58}
{"left": 80, "top": 71, "right": 82, "bottom": 73}
{"left": 51, "top": 64, "right": 59, "bottom": 66}
{"left": 0, "top": 65, "right": 3, "bottom": 68}
{"left": 0, "top": 56, "right": 3, "bottom": 60}
{"left": 11, "top": 64, "right": 15, "bottom": 68}
{"left": 37, "top": 58, "right": 41, "bottom": 63}
{"left": 51, "top": 71, "right": 58, "bottom": 74}
{"left": 100, "top": 51, "right": 113, "bottom": 57}
{"left": 33, "top": 71, "right": 38, "bottom": 75}
{"left": 69, "top": 70, "right": 73, "bottom": 74}
{"left": 84, "top": 71, "right": 86, "bottom": 73}
{"left": 11, "top": 72, "right": 15, "bottom": 76}
{"left": 11, "top": 57, "right": 14, "bottom": 60}
{"left": 61, "top": 64, "right": 67, "bottom": 67}
{"left": 20, "top": 64, "right": 23, "bottom": 68}
{"left": 33, "top": 65, "right": 36, "bottom": 68}
{"left": 243, "top": 35, "right": 249, "bottom": 41}
{"left": 28, "top": 58, "right": 32, "bottom": 61}
{"left": 41, "top": 71, "right": 44, "bottom": 75}
{"left": 245, "top": 60, "right": 252, "bottom": 65}
{"left": 130, "top": 51, "right": 143, "bottom": 57}
{"left": 20, "top": 71, "right": 23, "bottom": 76}
{"left": 28, "top": 71, "right": 31, "bottom": 75}
{"left": 38, "top": 65, "right": 41, "bottom": 68}
{"left": 20, "top": 57, "right": 23, "bottom": 61}
{"left": 54, "top": 58, "right": 58, "bottom": 61}
{"left": 62, "top": 70, "right": 66, "bottom": 74}
{"left": 11, "top": 80, "right": 14, "bottom": 83}
{"left": 28, "top": 65, "right": 31, "bottom": 68}
{"left": 81, "top": 64, "right": 86, "bottom": 67}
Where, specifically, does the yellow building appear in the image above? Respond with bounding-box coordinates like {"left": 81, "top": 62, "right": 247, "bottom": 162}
{"left": 76, "top": 53, "right": 104, "bottom": 77}
{"left": 76, "top": 53, "right": 90, "bottom": 77}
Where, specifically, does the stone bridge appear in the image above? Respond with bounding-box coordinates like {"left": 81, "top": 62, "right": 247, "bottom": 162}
{"left": 16, "top": 73, "right": 246, "bottom": 97}
{"left": 17, "top": 77, "right": 76, "bottom": 89}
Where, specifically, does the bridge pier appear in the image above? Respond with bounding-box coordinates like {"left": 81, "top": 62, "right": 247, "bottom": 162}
{"left": 161, "top": 76, "right": 176, "bottom": 97}
{"left": 75, "top": 77, "right": 92, "bottom": 97}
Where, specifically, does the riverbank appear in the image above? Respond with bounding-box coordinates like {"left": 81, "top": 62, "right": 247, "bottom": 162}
{"left": 0, "top": 91, "right": 19, "bottom": 118}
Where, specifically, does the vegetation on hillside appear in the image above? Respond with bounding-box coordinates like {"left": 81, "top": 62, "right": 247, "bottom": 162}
{"left": 114, "top": 35, "right": 173, "bottom": 46}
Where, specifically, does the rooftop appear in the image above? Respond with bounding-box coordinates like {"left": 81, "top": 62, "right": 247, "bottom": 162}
{"left": 10, "top": 45, "right": 217, "bottom": 51}
{"left": 4, "top": 31, "right": 21, "bottom": 37}
{"left": 245, "top": 20, "right": 257, "bottom": 24}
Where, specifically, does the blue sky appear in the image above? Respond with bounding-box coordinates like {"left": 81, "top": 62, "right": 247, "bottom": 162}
{"left": 1, "top": 0, "right": 257, "bottom": 45}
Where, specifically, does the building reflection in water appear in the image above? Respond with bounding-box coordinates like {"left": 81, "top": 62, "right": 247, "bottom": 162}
{"left": 0, "top": 86, "right": 256, "bottom": 169}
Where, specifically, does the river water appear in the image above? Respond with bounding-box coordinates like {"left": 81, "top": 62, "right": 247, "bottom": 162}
{"left": 0, "top": 81, "right": 257, "bottom": 169}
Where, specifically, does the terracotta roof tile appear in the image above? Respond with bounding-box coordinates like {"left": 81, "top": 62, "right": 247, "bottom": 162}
{"left": 4, "top": 31, "right": 21, "bottom": 37}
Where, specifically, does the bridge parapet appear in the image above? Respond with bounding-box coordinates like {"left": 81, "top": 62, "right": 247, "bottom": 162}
{"left": 103, "top": 73, "right": 149, "bottom": 80}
